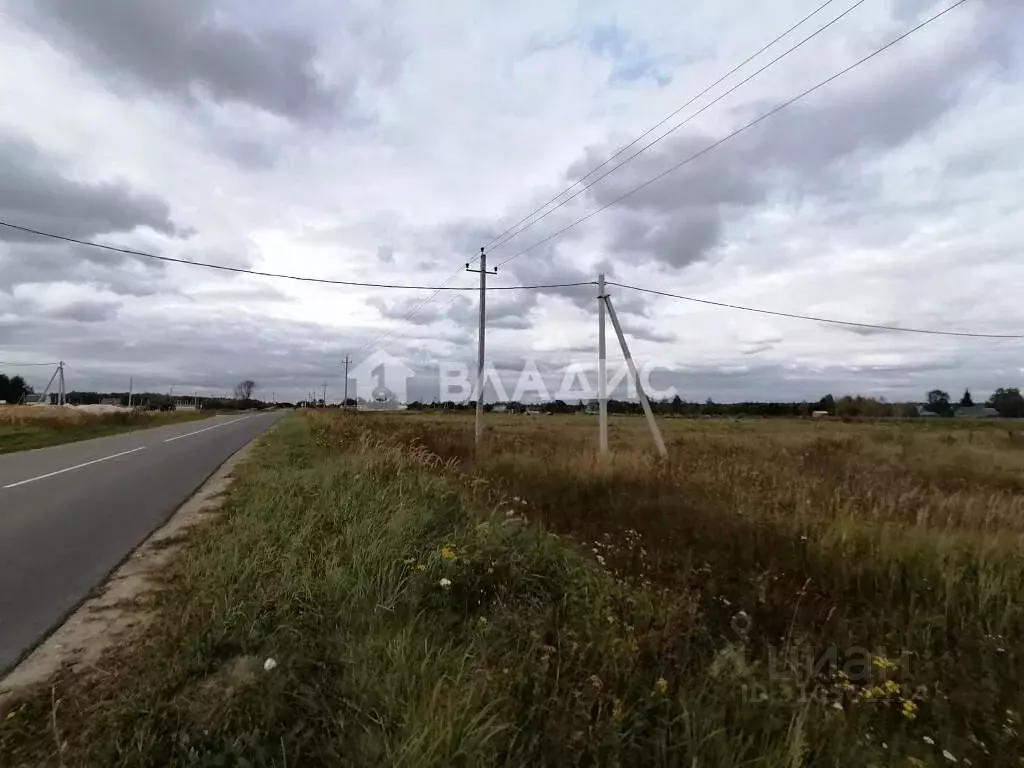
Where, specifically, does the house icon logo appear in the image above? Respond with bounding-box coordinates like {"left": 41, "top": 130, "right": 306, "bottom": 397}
{"left": 348, "top": 350, "right": 416, "bottom": 409}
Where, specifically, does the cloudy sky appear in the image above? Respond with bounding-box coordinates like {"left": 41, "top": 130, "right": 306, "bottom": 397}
{"left": 0, "top": 0, "right": 1021, "bottom": 403}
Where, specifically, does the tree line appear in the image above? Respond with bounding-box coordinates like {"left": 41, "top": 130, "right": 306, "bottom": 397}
{"left": 0, "top": 373, "right": 32, "bottom": 404}
{"left": 406, "top": 387, "right": 1024, "bottom": 418}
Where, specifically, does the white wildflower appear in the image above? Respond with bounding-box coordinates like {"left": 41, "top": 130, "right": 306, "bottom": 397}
{"left": 923, "top": 736, "right": 935, "bottom": 745}
{"left": 439, "top": 577, "right": 452, "bottom": 589}
{"left": 943, "top": 749, "right": 956, "bottom": 762}
{"left": 263, "top": 657, "right": 277, "bottom": 672}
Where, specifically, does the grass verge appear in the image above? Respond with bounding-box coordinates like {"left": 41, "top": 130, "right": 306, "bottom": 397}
{"left": 1, "top": 413, "right": 1022, "bottom": 766}
{"left": 0, "top": 408, "right": 214, "bottom": 454}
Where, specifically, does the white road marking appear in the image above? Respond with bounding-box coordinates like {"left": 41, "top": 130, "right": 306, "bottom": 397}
{"left": 2, "top": 447, "right": 147, "bottom": 489}
{"left": 163, "top": 416, "right": 250, "bottom": 443}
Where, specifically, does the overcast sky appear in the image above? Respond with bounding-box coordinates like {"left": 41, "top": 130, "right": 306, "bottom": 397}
{"left": 1, "top": 0, "right": 1021, "bottom": 403}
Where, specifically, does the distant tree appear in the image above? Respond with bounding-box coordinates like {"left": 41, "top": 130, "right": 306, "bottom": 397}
{"left": 960, "top": 388, "right": 974, "bottom": 407}
{"left": 671, "top": 394, "right": 684, "bottom": 413}
{"left": 816, "top": 394, "right": 836, "bottom": 414}
{"left": 0, "top": 374, "right": 32, "bottom": 404}
{"left": 988, "top": 388, "right": 1024, "bottom": 418}
{"left": 234, "top": 380, "right": 256, "bottom": 400}
{"left": 926, "top": 389, "right": 952, "bottom": 416}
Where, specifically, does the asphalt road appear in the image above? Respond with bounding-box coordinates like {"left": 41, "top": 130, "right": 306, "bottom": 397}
{"left": 0, "top": 411, "right": 283, "bottom": 674}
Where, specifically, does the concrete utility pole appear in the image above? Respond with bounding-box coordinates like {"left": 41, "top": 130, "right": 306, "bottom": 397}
{"left": 322, "top": 382, "right": 327, "bottom": 406}
{"left": 128, "top": 377, "right": 134, "bottom": 408}
{"left": 342, "top": 355, "right": 351, "bottom": 408}
{"left": 603, "top": 293, "right": 667, "bottom": 459}
{"left": 598, "top": 274, "right": 609, "bottom": 455}
{"left": 466, "top": 247, "right": 497, "bottom": 448}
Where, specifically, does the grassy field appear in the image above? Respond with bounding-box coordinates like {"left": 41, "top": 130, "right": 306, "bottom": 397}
{"left": 0, "top": 406, "right": 211, "bottom": 454}
{"left": 2, "top": 412, "right": 1023, "bottom": 766}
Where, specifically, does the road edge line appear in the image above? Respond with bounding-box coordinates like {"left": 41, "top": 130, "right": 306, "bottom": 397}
{"left": 0, "top": 424, "right": 277, "bottom": 700}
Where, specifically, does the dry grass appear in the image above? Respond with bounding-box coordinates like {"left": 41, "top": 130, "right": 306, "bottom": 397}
{"left": 1, "top": 412, "right": 1022, "bottom": 766}
{"left": 0, "top": 405, "right": 97, "bottom": 426}
{"left": 0, "top": 406, "right": 210, "bottom": 453}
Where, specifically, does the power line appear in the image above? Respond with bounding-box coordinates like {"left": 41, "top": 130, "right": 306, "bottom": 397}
{"left": 494, "top": 0, "right": 970, "bottom": 269}
{"left": 0, "top": 220, "right": 584, "bottom": 291}
{"left": 607, "top": 281, "right": 1022, "bottom": 339}
{"left": 0, "top": 361, "right": 60, "bottom": 367}
{"left": 484, "top": 0, "right": 851, "bottom": 254}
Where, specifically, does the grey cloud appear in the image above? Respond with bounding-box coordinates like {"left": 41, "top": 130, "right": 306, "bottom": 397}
{"left": 368, "top": 291, "right": 539, "bottom": 330}
{"left": 48, "top": 300, "right": 121, "bottom": 323}
{"left": 0, "top": 241, "right": 170, "bottom": 297}
{"left": 0, "top": 136, "right": 178, "bottom": 242}
{"left": 17, "top": 0, "right": 348, "bottom": 122}
{"left": 571, "top": 5, "right": 1017, "bottom": 269}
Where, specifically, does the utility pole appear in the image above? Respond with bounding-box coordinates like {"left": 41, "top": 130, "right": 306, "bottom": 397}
{"left": 342, "top": 354, "right": 351, "bottom": 408}
{"left": 466, "top": 247, "right": 497, "bottom": 448}
{"left": 597, "top": 274, "right": 608, "bottom": 454}
{"left": 128, "top": 377, "right": 134, "bottom": 408}
{"left": 322, "top": 382, "right": 328, "bottom": 407}
{"left": 604, "top": 293, "right": 667, "bottom": 459}
{"left": 58, "top": 361, "right": 65, "bottom": 406}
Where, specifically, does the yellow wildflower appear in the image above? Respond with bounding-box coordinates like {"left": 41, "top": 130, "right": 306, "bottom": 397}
{"left": 872, "top": 656, "right": 898, "bottom": 672}
{"left": 901, "top": 699, "right": 919, "bottom": 721}
{"left": 884, "top": 680, "right": 901, "bottom": 695}
{"left": 440, "top": 546, "right": 457, "bottom": 561}
{"left": 415, "top": 564, "right": 426, "bottom": 572}
{"left": 861, "top": 686, "right": 885, "bottom": 700}
{"left": 654, "top": 677, "right": 669, "bottom": 696}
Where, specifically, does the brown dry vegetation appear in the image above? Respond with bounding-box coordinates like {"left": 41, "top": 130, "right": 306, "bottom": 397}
{"left": 0, "top": 406, "right": 208, "bottom": 453}
{"left": 1, "top": 412, "right": 1022, "bottom": 766}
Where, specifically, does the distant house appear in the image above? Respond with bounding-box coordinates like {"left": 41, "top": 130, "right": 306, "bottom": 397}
{"left": 811, "top": 410, "right": 830, "bottom": 418}
{"left": 492, "top": 403, "right": 508, "bottom": 413}
{"left": 915, "top": 405, "right": 940, "bottom": 418}
{"left": 954, "top": 405, "right": 999, "bottom": 419}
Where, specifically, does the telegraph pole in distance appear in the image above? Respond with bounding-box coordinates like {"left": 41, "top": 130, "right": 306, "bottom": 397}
{"left": 466, "top": 247, "right": 497, "bottom": 448}
{"left": 342, "top": 354, "right": 351, "bottom": 408}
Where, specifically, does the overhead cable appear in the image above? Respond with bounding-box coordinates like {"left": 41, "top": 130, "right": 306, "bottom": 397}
{"left": 607, "top": 281, "right": 1022, "bottom": 339}
{"left": 486, "top": 0, "right": 864, "bottom": 253}
{"left": 494, "top": 0, "right": 970, "bottom": 269}
{"left": 0, "top": 221, "right": 585, "bottom": 291}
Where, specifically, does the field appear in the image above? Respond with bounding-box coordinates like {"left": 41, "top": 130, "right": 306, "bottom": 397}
{"left": 0, "top": 406, "right": 210, "bottom": 454}
{"left": 2, "top": 412, "right": 1023, "bottom": 766}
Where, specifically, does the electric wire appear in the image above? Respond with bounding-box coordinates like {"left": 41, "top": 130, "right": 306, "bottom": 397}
{"left": 607, "top": 281, "right": 1022, "bottom": 339}
{"left": 0, "top": 221, "right": 583, "bottom": 291}
{"left": 481, "top": 0, "right": 843, "bottom": 254}
{"left": 494, "top": 0, "right": 970, "bottom": 269}
{"left": 485, "top": 0, "right": 866, "bottom": 254}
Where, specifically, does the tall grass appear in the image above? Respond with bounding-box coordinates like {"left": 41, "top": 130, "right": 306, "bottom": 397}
{"left": 1, "top": 413, "right": 1021, "bottom": 766}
